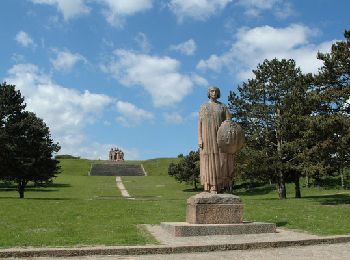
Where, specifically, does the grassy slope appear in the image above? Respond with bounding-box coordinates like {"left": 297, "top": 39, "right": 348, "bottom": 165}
{"left": 0, "top": 158, "right": 185, "bottom": 248}
{"left": 0, "top": 158, "right": 349, "bottom": 248}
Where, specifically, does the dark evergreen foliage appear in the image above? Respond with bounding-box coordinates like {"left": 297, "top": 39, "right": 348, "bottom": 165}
{"left": 0, "top": 82, "right": 60, "bottom": 198}
{"left": 306, "top": 29, "right": 350, "bottom": 188}
{"left": 229, "top": 59, "right": 312, "bottom": 199}
{"left": 228, "top": 29, "right": 350, "bottom": 197}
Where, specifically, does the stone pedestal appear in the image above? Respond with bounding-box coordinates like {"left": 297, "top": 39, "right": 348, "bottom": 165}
{"left": 161, "top": 192, "right": 276, "bottom": 237}
{"left": 161, "top": 221, "right": 276, "bottom": 237}
{"left": 186, "top": 192, "right": 243, "bottom": 224}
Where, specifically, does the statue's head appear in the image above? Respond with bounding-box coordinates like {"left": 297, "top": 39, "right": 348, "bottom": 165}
{"left": 207, "top": 86, "right": 221, "bottom": 99}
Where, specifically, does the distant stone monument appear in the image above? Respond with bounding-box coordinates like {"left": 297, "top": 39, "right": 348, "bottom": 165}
{"left": 109, "top": 147, "right": 124, "bottom": 162}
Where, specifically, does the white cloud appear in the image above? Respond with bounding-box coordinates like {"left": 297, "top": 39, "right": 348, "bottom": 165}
{"left": 31, "top": 0, "right": 154, "bottom": 26}
{"left": 191, "top": 73, "right": 209, "bottom": 86}
{"left": 116, "top": 101, "right": 154, "bottom": 127}
{"left": 170, "top": 39, "right": 197, "bottom": 55}
{"left": 50, "top": 49, "right": 87, "bottom": 71}
{"left": 99, "top": 0, "right": 153, "bottom": 27}
{"left": 236, "top": 0, "right": 294, "bottom": 18}
{"left": 102, "top": 49, "right": 207, "bottom": 107}
{"left": 31, "top": 0, "right": 90, "bottom": 20}
{"left": 11, "top": 53, "right": 26, "bottom": 63}
{"left": 135, "top": 32, "right": 151, "bottom": 53}
{"left": 5, "top": 63, "right": 112, "bottom": 158}
{"left": 274, "top": 2, "right": 294, "bottom": 19}
{"left": 163, "top": 112, "right": 184, "bottom": 124}
{"left": 168, "top": 0, "right": 231, "bottom": 22}
{"left": 197, "top": 54, "right": 226, "bottom": 73}
{"left": 197, "top": 24, "right": 333, "bottom": 80}
{"left": 15, "top": 31, "right": 36, "bottom": 48}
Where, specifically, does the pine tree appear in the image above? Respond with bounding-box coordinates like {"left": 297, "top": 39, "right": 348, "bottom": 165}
{"left": 229, "top": 59, "right": 312, "bottom": 199}
{"left": 307, "top": 30, "right": 350, "bottom": 188}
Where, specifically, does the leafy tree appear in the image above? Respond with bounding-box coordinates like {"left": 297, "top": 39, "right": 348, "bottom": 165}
{"left": 55, "top": 154, "right": 80, "bottom": 159}
{"left": 0, "top": 82, "right": 60, "bottom": 198}
{"left": 229, "top": 59, "right": 312, "bottom": 199}
{"left": 0, "top": 83, "right": 26, "bottom": 180}
{"left": 177, "top": 153, "right": 184, "bottom": 158}
{"left": 307, "top": 29, "right": 350, "bottom": 188}
{"left": 168, "top": 150, "right": 200, "bottom": 190}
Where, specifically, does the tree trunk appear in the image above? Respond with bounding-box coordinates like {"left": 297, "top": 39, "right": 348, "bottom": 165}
{"left": 194, "top": 180, "right": 198, "bottom": 190}
{"left": 277, "top": 170, "right": 287, "bottom": 199}
{"left": 277, "top": 182, "right": 286, "bottom": 199}
{"left": 275, "top": 107, "right": 286, "bottom": 199}
{"left": 305, "top": 172, "right": 310, "bottom": 188}
{"left": 19, "top": 188, "right": 24, "bottom": 199}
{"left": 17, "top": 180, "right": 27, "bottom": 199}
{"left": 340, "top": 168, "right": 345, "bottom": 189}
{"left": 294, "top": 173, "right": 301, "bottom": 198}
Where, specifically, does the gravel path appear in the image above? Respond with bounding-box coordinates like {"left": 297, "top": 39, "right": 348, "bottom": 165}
{"left": 115, "top": 177, "right": 132, "bottom": 198}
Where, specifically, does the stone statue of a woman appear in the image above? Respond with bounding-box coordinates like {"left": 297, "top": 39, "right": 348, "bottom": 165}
{"left": 198, "top": 86, "right": 233, "bottom": 193}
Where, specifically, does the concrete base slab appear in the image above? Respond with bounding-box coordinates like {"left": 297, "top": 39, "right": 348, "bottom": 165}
{"left": 2, "top": 227, "right": 350, "bottom": 258}
{"left": 161, "top": 221, "right": 276, "bottom": 237}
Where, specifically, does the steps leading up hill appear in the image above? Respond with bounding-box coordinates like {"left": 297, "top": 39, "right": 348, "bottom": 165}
{"left": 89, "top": 163, "right": 145, "bottom": 176}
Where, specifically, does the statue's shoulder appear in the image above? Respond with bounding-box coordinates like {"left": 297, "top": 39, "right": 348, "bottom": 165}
{"left": 200, "top": 102, "right": 210, "bottom": 110}
{"left": 199, "top": 102, "right": 210, "bottom": 118}
{"left": 200, "top": 101, "right": 227, "bottom": 111}
{"left": 218, "top": 101, "right": 228, "bottom": 110}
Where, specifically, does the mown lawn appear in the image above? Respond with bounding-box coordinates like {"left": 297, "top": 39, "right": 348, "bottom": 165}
{"left": 0, "top": 158, "right": 349, "bottom": 248}
{"left": 236, "top": 183, "right": 350, "bottom": 235}
{"left": 0, "top": 158, "right": 188, "bottom": 248}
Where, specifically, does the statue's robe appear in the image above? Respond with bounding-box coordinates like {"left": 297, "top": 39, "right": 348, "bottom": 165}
{"left": 198, "top": 101, "right": 233, "bottom": 192}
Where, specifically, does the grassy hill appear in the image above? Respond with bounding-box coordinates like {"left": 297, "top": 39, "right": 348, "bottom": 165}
{"left": 0, "top": 157, "right": 349, "bottom": 248}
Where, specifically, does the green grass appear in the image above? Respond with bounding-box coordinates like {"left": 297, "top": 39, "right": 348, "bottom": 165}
{"left": 238, "top": 183, "right": 350, "bottom": 235}
{"left": 0, "top": 158, "right": 186, "bottom": 248}
{"left": 0, "top": 158, "right": 349, "bottom": 248}
{"left": 142, "top": 157, "right": 181, "bottom": 176}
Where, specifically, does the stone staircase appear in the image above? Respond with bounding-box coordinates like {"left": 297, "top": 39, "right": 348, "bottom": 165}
{"left": 89, "top": 163, "right": 145, "bottom": 176}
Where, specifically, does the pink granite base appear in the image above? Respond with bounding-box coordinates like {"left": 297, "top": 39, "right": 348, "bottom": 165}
{"left": 170, "top": 192, "right": 277, "bottom": 236}
{"left": 186, "top": 192, "right": 243, "bottom": 224}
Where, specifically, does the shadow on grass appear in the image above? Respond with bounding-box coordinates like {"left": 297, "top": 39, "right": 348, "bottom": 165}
{"left": 182, "top": 184, "right": 276, "bottom": 196}
{"left": 0, "top": 187, "right": 16, "bottom": 192}
{"left": 0, "top": 196, "right": 74, "bottom": 200}
{"left": 0, "top": 183, "right": 71, "bottom": 193}
{"left": 234, "top": 184, "right": 276, "bottom": 196}
{"left": 276, "top": 221, "right": 288, "bottom": 227}
{"left": 26, "top": 197, "right": 74, "bottom": 201}
{"left": 131, "top": 196, "right": 185, "bottom": 202}
{"left": 303, "top": 193, "right": 350, "bottom": 206}
{"left": 46, "top": 183, "right": 71, "bottom": 188}
{"left": 182, "top": 188, "right": 204, "bottom": 193}
{"left": 95, "top": 196, "right": 123, "bottom": 200}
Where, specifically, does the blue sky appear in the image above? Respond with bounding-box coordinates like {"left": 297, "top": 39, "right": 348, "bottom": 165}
{"left": 1, "top": 0, "right": 349, "bottom": 160}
